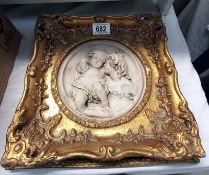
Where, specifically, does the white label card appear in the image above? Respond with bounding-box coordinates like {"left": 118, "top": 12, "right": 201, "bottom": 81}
{"left": 92, "top": 23, "right": 110, "bottom": 35}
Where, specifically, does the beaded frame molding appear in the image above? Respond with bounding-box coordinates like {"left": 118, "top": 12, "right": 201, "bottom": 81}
{"left": 1, "top": 14, "right": 205, "bottom": 169}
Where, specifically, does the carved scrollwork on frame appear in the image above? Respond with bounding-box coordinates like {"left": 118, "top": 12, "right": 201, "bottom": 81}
{"left": 1, "top": 14, "right": 205, "bottom": 169}
{"left": 145, "top": 76, "right": 205, "bottom": 159}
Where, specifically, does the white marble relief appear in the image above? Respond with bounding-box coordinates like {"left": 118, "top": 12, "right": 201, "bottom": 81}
{"left": 58, "top": 40, "right": 146, "bottom": 121}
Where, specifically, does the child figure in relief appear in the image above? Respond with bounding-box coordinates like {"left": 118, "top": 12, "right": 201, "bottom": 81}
{"left": 71, "top": 49, "right": 136, "bottom": 118}
{"left": 104, "top": 51, "right": 135, "bottom": 101}
{"left": 71, "top": 50, "right": 110, "bottom": 118}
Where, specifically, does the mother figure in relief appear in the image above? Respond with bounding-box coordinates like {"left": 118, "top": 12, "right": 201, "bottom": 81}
{"left": 70, "top": 49, "right": 135, "bottom": 118}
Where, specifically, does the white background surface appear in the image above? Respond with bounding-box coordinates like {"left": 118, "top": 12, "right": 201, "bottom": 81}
{"left": 0, "top": 2, "right": 209, "bottom": 174}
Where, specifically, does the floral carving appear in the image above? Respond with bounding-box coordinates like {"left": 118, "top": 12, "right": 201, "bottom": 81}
{"left": 114, "top": 126, "right": 146, "bottom": 144}
{"left": 145, "top": 76, "right": 205, "bottom": 158}
{"left": 32, "top": 78, "right": 48, "bottom": 108}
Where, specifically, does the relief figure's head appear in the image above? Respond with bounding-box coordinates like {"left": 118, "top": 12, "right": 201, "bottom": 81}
{"left": 76, "top": 58, "right": 89, "bottom": 74}
{"left": 106, "top": 51, "right": 131, "bottom": 80}
{"left": 107, "top": 53, "right": 120, "bottom": 65}
{"left": 88, "top": 50, "right": 106, "bottom": 69}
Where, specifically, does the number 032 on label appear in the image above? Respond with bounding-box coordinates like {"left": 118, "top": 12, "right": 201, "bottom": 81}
{"left": 92, "top": 23, "right": 110, "bottom": 35}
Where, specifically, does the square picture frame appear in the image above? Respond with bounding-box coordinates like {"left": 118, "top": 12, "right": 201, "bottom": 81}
{"left": 1, "top": 14, "right": 205, "bottom": 169}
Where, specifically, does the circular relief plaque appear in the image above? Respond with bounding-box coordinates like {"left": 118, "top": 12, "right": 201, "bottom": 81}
{"left": 57, "top": 40, "right": 146, "bottom": 122}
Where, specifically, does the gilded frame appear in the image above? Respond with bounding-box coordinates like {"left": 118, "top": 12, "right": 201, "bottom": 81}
{"left": 1, "top": 14, "right": 205, "bottom": 169}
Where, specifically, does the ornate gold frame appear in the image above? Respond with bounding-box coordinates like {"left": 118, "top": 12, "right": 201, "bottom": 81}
{"left": 1, "top": 14, "right": 205, "bottom": 169}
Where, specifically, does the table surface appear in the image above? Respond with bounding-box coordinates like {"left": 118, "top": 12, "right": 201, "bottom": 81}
{"left": 0, "top": 2, "right": 209, "bottom": 175}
